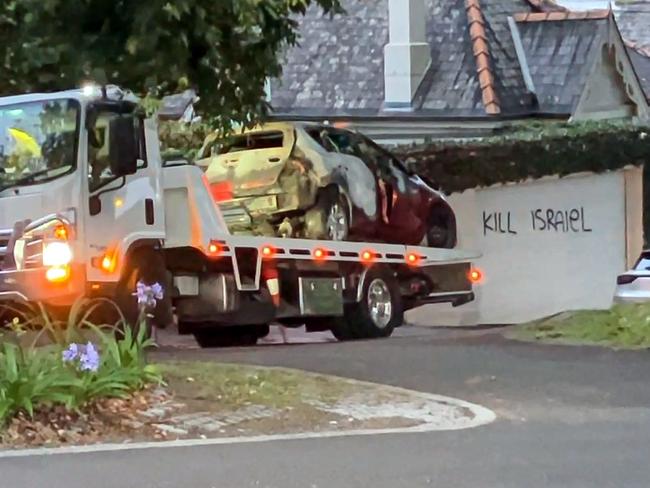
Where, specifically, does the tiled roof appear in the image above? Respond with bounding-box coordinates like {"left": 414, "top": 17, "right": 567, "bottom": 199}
{"left": 615, "top": 0, "right": 650, "bottom": 102}
{"left": 615, "top": 0, "right": 650, "bottom": 50}
{"left": 626, "top": 43, "right": 650, "bottom": 102}
{"left": 479, "top": 0, "right": 539, "bottom": 114}
{"left": 268, "top": 0, "right": 638, "bottom": 120}
{"left": 269, "top": 1, "right": 389, "bottom": 117}
{"left": 514, "top": 9, "right": 610, "bottom": 21}
{"left": 465, "top": 0, "right": 500, "bottom": 114}
{"left": 516, "top": 17, "right": 609, "bottom": 113}
{"left": 524, "top": 0, "right": 567, "bottom": 11}
{"left": 413, "top": 0, "right": 484, "bottom": 116}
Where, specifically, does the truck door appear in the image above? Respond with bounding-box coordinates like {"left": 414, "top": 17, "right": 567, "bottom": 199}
{"left": 83, "top": 106, "right": 165, "bottom": 283}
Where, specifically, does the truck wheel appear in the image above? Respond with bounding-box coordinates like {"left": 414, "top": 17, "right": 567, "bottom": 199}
{"left": 193, "top": 325, "right": 269, "bottom": 348}
{"left": 115, "top": 248, "right": 174, "bottom": 335}
{"left": 305, "top": 188, "right": 350, "bottom": 241}
{"left": 342, "top": 268, "right": 403, "bottom": 340}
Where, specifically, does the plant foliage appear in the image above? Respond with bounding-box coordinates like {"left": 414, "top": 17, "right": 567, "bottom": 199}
{"left": 395, "top": 121, "right": 650, "bottom": 239}
{"left": 0, "top": 302, "right": 161, "bottom": 426}
{"left": 0, "top": 0, "right": 342, "bottom": 135}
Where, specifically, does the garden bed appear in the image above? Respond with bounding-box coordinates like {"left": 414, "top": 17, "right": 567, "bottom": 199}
{"left": 1, "top": 360, "right": 492, "bottom": 450}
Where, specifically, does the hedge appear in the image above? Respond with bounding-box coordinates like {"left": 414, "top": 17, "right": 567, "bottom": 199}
{"left": 394, "top": 121, "right": 650, "bottom": 242}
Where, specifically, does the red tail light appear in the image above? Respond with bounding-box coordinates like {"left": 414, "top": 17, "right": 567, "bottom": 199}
{"left": 209, "top": 181, "right": 234, "bottom": 202}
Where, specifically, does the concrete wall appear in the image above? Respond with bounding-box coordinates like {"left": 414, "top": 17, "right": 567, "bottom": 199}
{"left": 407, "top": 167, "right": 643, "bottom": 326}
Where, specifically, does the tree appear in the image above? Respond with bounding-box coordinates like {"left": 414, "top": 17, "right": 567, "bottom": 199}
{"left": 0, "top": 0, "right": 342, "bottom": 134}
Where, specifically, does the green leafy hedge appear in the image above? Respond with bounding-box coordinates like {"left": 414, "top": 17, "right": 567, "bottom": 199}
{"left": 395, "top": 121, "right": 650, "bottom": 241}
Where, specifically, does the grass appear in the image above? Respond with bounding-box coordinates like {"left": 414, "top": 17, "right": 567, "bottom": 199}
{"left": 508, "top": 303, "right": 650, "bottom": 349}
{"left": 157, "top": 362, "right": 349, "bottom": 410}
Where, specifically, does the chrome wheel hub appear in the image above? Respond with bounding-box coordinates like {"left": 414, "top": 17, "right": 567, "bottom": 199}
{"left": 367, "top": 278, "right": 392, "bottom": 329}
{"left": 327, "top": 202, "right": 348, "bottom": 241}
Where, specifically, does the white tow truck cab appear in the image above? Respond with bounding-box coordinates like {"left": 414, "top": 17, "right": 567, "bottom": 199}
{"left": 0, "top": 86, "right": 479, "bottom": 346}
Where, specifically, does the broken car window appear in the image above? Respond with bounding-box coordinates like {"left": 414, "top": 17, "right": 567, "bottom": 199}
{"left": 217, "top": 131, "right": 284, "bottom": 155}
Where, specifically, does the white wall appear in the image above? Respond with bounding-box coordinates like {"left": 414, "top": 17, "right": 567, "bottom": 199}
{"left": 407, "top": 167, "right": 643, "bottom": 325}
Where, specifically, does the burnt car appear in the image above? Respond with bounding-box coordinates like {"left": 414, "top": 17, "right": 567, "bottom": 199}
{"left": 196, "top": 122, "right": 456, "bottom": 248}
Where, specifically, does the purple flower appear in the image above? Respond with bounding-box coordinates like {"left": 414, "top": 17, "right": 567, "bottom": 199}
{"left": 62, "top": 342, "right": 100, "bottom": 372}
{"left": 151, "top": 282, "right": 164, "bottom": 300}
{"left": 133, "top": 281, "right": 164, "bottom": 309}
{"left": 62, "top": 343, "right": 79, "bottom": 363}
{"left": 79, "top": 342, "right": 100, "bottom": 372}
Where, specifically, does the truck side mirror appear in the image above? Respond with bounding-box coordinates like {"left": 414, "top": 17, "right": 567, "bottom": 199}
{"left": 108, "top": 116, "right": 138, "bottom": 177}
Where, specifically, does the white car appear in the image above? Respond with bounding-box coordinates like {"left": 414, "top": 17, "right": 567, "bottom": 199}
{"left": 614, "top": 251, "right": 650, "bottom": 304}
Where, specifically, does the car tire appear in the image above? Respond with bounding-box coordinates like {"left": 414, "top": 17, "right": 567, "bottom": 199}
{"left": 305, "top": 188, "right": 350, "bottom": 241}
{"left": 426, "top": 207, "right": 456, "bottom": 249}
{"left": 333, "top": 268, "right": 403, "bottom": 340}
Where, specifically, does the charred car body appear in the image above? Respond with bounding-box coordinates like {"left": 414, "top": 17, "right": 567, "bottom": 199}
{"left": 196, "top": 123, "right": 457, "bottom": 248}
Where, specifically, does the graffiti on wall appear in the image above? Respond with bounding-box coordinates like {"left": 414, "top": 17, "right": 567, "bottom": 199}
{"left": 483, "top": 207, "right": 592, "bottom": 236}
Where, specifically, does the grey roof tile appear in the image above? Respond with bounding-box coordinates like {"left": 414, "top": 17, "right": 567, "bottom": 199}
{"left": 627, "top": 47, "right": 650, "bottom": 101}
{"left": 270, "top": 0, "right": 389, "bottom": 115}
{"left": 269, "top": 0, "right": 622, "bottom": 119}
{"left": 517, "top": 18, "right": 608, "bottom": 114}
{"left": 615, "top": 1, "right": 650, "bottom": 49}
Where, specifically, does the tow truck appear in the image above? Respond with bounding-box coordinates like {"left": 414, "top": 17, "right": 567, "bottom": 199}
{"left": 0, "top": 86, "right": 480, "bottom": 347}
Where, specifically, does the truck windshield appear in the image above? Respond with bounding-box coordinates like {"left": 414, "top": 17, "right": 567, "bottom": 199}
{"left": 0, "top": 99, "right": 79, "bottom": 192}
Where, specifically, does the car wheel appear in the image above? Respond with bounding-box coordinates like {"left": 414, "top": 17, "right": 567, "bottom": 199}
{"left": 305, "top": 188, "right": 350, "bottom": 241}
{"left": 426, "top": 208, "right": 456, "bottom": 249}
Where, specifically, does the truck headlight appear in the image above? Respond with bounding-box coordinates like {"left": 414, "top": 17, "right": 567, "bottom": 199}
{"left": 43, "top": 241, "right": 73, "bottom": 267}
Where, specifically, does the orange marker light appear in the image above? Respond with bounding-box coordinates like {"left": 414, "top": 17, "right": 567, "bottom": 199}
{"left": 101, "top": 252, "right": 117, "bottom": 273}
{"left": 313, "top": 248, "right": 326, "bottom": 260}
{"left": 406, "top": 253, "right": 420, "bottom": 265}
{"left": 468, "top": 268, "right": 483, "bottom": 284}
{"left": 54, "top": 225, "right": 68, "bottom": 240}
{"left": 361, "top": 250, "right": 374, "bottom": 263}
{"left": 208, "top": 241, "right": 222, "bottom": 256}
{"left": 261, "top": 245, "right": 275, "bottom": 258}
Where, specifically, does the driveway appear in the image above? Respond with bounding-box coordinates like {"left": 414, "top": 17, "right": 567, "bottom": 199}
{"left": 3, "top": 326, "right": 650, "bottom": 488}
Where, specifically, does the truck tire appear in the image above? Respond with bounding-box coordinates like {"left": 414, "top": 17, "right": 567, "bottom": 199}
{"left": 333, "top": 268, "right": 403, "bottom": 340}
{"left": 193, "top": 324, "right": 269, "bottom": 348}
{"left": 115, "top": 248, "right": 174, "bottom": 335}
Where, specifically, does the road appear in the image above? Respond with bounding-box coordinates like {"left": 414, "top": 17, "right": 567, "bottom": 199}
{"left": 3, "top": 326, "right": 650, "bottom": 488}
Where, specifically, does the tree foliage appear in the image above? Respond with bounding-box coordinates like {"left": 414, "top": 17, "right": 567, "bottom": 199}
{"left": 0, "top": 0, "right": 342, "bottom": 133}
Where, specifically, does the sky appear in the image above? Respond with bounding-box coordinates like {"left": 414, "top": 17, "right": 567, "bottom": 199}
{"left": 555, "top": 0, "right": 619, "bottom": 9}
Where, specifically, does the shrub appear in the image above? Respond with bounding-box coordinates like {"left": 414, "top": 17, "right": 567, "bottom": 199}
{"left": 0, "top": 282, "right": 164, "bottom": 426}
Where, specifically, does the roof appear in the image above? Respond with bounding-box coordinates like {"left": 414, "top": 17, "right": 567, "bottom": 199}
{"left": 615, "top": 0, "right": 650, "bottom": 103}
{"left": 269, "top": 0, "right": 635, "bottom": 120}
{"left": 627, "top": 45, "right": 650, "bottom": 102}
{"left": 515, "top": 14, "right": 609, "bottom": 113}
{"left": 269, "top": 1, "right": 388, "bottom": 117}
{"left": 615, "top": 0, "right": 650, "bottom": 50}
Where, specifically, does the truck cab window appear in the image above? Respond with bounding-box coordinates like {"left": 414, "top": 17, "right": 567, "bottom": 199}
{"left": 88, "top": 111, "right": 145, "bottom": 192}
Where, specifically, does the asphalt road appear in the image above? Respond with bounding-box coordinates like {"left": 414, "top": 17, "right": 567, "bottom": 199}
{"left": 3, "top": 326, "right": 650, "bottom": 488}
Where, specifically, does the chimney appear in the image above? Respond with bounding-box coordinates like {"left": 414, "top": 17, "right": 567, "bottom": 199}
{"left": 384, "top": 0, "right": 431, "bottom": 108}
